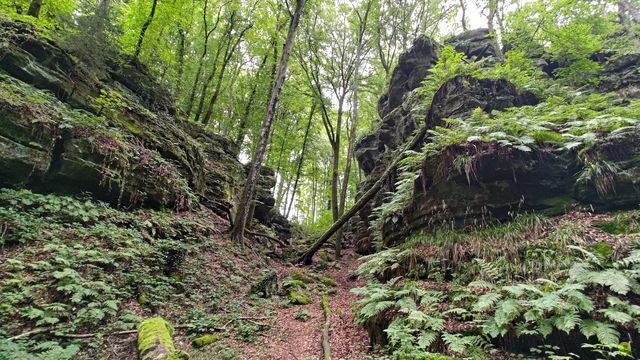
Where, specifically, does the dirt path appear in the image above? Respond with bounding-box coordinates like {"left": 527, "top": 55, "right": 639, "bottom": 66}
{"left": 239, "top": 250, "right": 369, "bottom": 360}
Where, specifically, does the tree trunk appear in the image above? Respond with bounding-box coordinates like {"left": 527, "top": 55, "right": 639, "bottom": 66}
{"left": 193, "top": 44, "right": 223, "bottom": 122}
{"left": 296, "top": 126, "right": 427, "bottom": 264}
{"left": 231, "top": 0, "right": 306, "bottom": 244}
{"left": 185, "top": 0, "right": 220, "bottom": 117}
{"left": 202, "top": 22, "right": 252, "bottom": 125}
{"left": 311, "top": 165, "right": 318, "bottom": 223}
{"left": 286, "top": 101, "right": 315, "bottom": 218}
{"left": 175, "top": 28, "right": 186, "bottom": 97}
{"left": 459, "top": 0, "right": 468, "bottom": 31}
{"left": 134, "top": 0, "right": 159, "bottom": 59}
{"left": 330, "top": 98, "right": 344, "bottom": 258}
{"left": 27, "top": 0, "right": 43, "bottom": 18}
{"left": 235, "top": 52, "right": 269, "bottom": 146}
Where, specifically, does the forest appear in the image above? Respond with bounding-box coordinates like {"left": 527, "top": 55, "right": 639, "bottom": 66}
{"left": 0, "top": 0, "right": 640, "bottom": 359}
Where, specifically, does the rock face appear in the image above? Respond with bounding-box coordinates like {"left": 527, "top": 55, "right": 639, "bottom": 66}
{"left": 0, "top": 18, "right": 242, "bottom": 213}
{"left": 444, "top": 28, "right": 502, "bottom": 61}
{"left": 599, "top": 53, "right": 640, "bottom": 99}
{"left": 0, "top": 17, "right": 289, "bottom": 231}
{"left": 352, "top": 29, "right": 504, "bottom": 253}
{"left": 352, "top": 29, "right": 640, "bottom": 253}
{"left": 426, "top": 75, "right": 538, "bottom": 128}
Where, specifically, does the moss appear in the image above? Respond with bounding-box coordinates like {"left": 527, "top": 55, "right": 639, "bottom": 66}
{"left": 290, "top": 270, "right": 312, "bottom": 284}
{"left": 595, "top": 221, "right": 626, "bottom": 235}
{"left": 283, "top": 278, "right": 306, "bottom": 290}
{"left": 138, "top": 292, "right": 149, "bottom": 306}
{"left": 137, "top": 317, "right": 181, "bottom": 360}
{"left": 594, "top": 211, "right": 640, "bottom": 235}
{"left": 293, "top": 311, "right": 309, "bottom": 322}
{"left": 192, "top": 334, "right": 219, "bottom": 348}
{"left": 289, "top": 290, "right": 310, "bottom": 305}
{"left": 590, "top": 241, "right": 613, "bottom": 260}
{"left": 250, "top": 270, "right": 278, "bottom": 298}
{"left": 320, "top": 296, "right": 330, "bottom": 317}
{"left": 321, "top": 276, "right": 337, "bottom": 287}
{"left": 539, "top": 196, "right": 574, "bottom": 216}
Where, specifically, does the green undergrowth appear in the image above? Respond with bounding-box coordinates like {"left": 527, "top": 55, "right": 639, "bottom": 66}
{"left": 0, "top": 188, "right": 269, "bottom": 359}
{"left": 353, "top": 212, "right": 640, "bottom": 359}
{"left": 594, "top": 210, "right": 640, "bottom": 235}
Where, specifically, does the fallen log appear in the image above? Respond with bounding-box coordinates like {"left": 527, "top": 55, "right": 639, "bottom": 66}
{"left": 296, "top": 126, "right": 427, "bottom": 264}
{"left": 137, "top": 317, "right": 186, "bottom": 360}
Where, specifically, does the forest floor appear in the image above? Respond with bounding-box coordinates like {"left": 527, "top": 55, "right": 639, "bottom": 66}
{"left": 235, "top": 249, "right": 370, "bottom": 360}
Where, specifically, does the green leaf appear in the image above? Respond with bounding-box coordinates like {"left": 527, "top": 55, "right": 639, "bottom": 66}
{"left": 494, "top": 299, "right": 522, "bottom": 327}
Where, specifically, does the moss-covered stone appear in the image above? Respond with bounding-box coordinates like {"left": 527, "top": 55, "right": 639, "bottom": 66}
{"left": 192, "top": 334, "right": 219, "bottom": 348}
{"left": 138, "top": 292, "right": 149, "bottom": 306}
{"left": 290, "top": 270, "right": 312, "bottom": 284}
{"left": 283, "top": 279, "right": 306, "bottom": 290}
{"left": 289, "top": 290, "right": 310, "bottom": 305}
{"left": 250, "top": 270, "right": 278, "bottom": 298}
{"left": 321, "top": 276, "right": 337, "bottom": 287}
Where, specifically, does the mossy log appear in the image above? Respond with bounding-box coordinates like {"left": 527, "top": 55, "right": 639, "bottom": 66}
{"left": 137, "top": 317, "right": 185, "bottom": 360}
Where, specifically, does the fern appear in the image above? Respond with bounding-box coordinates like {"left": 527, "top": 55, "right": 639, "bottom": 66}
{"left": 580, "top": 319, "right": 620, "bottom": 345}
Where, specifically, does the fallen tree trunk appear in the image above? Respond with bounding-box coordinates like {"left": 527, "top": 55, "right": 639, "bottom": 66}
{"left": 321, "top": 296, "right": 331, "bottom": 360}
{"left": 137, "top": 317, "right": 184, "bottom": 360}
{"left": 295, "top": 126, "right": 428, "bottom": 264}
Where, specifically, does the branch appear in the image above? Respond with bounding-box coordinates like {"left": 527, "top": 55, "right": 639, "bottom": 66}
{"left": 245, "top": 230, "right": 289, "bottom": 247}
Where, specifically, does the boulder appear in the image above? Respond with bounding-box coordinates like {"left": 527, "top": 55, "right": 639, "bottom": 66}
{"left": 599, "top": 53, "right": 640, "bottom": 98}
{"left": 426, "top": 75, "right": 539, "bottom": 128}
{"left": 444, "top": 28, "right": 501, "bottom": 61}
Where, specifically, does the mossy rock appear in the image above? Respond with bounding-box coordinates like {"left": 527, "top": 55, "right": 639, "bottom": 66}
{"left": 289, "top": 270, "right": 312, "bottom": 284}
{"left": 289, "top": 290, "right": 310, "bottom": 305}
{"left": 283, "top": 278, "right": 306, "bottom": 290}
{"left": 192, "top": 334, "right": 219, "bottom": 348}
{"left": 321, "top": 276, "right": 337, "bottom": 287}
{"left": 138, "top": 292, "right": 150, "bottom": 306}
{"left": 250, "top": 270, "right": 278, "bottom": 298}
{"left": 293, "top": 311, "right": 309, "bottom": 322}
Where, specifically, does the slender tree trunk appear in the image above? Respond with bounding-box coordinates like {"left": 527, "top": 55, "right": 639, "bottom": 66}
{"left": 185, "top": 0, "right": 220, "bottom": 116}
{"left": 310, "top": 164, "right": 318, "bottom": 224}
{"left": 296, "top": 126, "right": 428, "bottom": 264}
{"left": 235, "top": 53, "right": 269, "bottom": 146}
{"left": 27, "top": 0, "right": 43, "bottom": 18}
{"left": 134, "top": 0, "right": 159, "bottom": 59}
{"left": 286, "top": 101, "right": 315, "bottom": 218}
{"left": 274, "top": 124, "right": 291, "bottom": 209}
{"left": 231, "top": 0, "right": 306, "bottom": 244}
{"left": 459, "top": 0, "right": 468, "bottom": 31}
{"left": 194, "top": 43, "right": 224, "bottom": 122}
{"left": 202, "top": 22, "right": 252, "bottom": 125}
{"left": 175, "top": 28, "right": 186, "bottom": 97}
{"left": 334, "top": 1, "right": 371, "bottom": 258}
